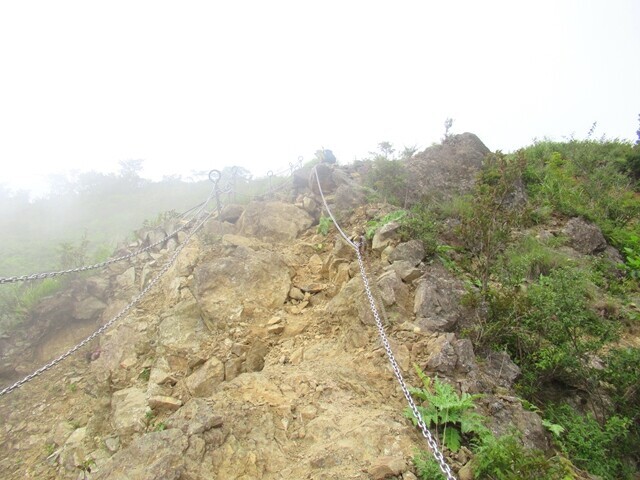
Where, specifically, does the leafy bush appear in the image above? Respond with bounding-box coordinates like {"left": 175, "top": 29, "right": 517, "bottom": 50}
{"left": 399, "top": 202, "right": 440, "bottom": 257}
{"left": 364, "top": 155, "right": 408, "bottom": 206}
{"left": 316, "top": 215, "right": 332, "bottom": 236}
{"left": 456, "top": 152, "right": 527, "bottom": 295}
{"left": 472, "top": 432, "right": 567, "bottom": 480}
{"left": 546, "top": 404, "right": 634, "bottom": 479}
{"left": 495, "top": 234, "right": 567, "bottom": 286}
{"left": 412, "top": 449, "right": 447, "bottom": 480}
{"left": 520, "top": 267, "right": 617, "bottom": 391}
{"left": 521, "top": 140, "right": 640, "bottom": 257}
{"left": 600, "top": 347, "right": 640, "bottom": 418}
{"left": 404, "top": 365, "right": 488, "bottom": 452}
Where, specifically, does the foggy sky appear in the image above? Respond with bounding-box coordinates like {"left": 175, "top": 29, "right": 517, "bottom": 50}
{"left": 1, "top": 0, "right": 639, "bottom": 195}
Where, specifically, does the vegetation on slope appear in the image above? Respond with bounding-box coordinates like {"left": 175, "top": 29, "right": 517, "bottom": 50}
{"left": 364, "top": 129, "right": 640, "bottom": 479}
{"left": 0, "top": 161, "right": 290, "bottom": 334}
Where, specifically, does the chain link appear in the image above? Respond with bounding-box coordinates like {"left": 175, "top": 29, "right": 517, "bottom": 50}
{"left": 312, "top": 166, "right": 457, "bottom": 479}
{"left": 311, "top": 166, "right": 358, "bottom": 249}
{"left": 0, "top": 201, "right": 216, "bottom": 397}
{"left": 2, "top": 160, "right": 456, "bottom": 477}
{"left": 0, "top": 189, "right": 216, "bottom": 285}
{"left": 0, "top": 160, "right": 306, "bottom": 396}
{"left": 355, "top": 243, "right": 456, "bottom": 480}
{"left": 1, "top": 161, "right": 307, "bottom": 286}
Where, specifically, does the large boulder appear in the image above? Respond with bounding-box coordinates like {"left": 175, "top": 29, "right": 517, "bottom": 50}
{"left": 72, "top": 296, "right": 107, "bottom": 322}
{"left": 388, "top": 240, "right": 425, "bottom": 266}
{"left": 193, "top": 246, "right": 291, "bottom": 328}
{"left": 563, "top": 217, "right": 607, "bottom": 254}
{"left": 372, "top": 221, "right": 401, "bottom": 253}
{"left": 309, "top": 163, "right": 336, "bottom": 194}
{"left": 238, "top": 201, "right": 313, "bottom": 241}
{"left": 406, "top": 132, "right": 490, "bottom": 203}
{"left": 413, "top": 263, "right": 466, "bottom": 332}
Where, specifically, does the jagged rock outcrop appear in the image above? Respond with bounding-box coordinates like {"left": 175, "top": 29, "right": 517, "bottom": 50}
{"left": 0, "top": 161, "right": 563, "bottom": 480}
{"left": 413, "top": 263, "right": 466, "bottom": 332}
{"left": 193, "top": 246, "right": 291, "bottom": 328}
{"left": 406, "top": 132, "right": 491, "bottom": 204}
{"left": 563, "top": 217, "right": 608, "bottom": 254}
{"left": 238, "top": 201, "right": 313, "bottom": 241}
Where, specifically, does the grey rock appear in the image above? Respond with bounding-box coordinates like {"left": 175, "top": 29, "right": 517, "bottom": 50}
{"left": 116, "top": 267, "right": 136, "bottom": 291}
{"left": 483, "top": 351, "right": 521, "bottom": 388}
{"left": 333, "top": 183, "right": 366, "bottom": 218}
{"left": 372, "top": 222, "right": 401, "bottom": 253}
{"left": 413, "top": 264, "right": 465, "bottom": 332}
{"left": 390, "top": 260, "right": 422, "bottom": 283}
{"left": 563, "top": 217, "right": 607, "bottom": 254}
{"left": 148, "top": 395, "right": 182, "bottom": 411}
{"left": 86, "top": 276, "right": 110, "bottom": 300}
{"left": 158, "top": 299, "right": 207, "bottom": 353}
{"left": 453, "top": 339, "right": 477, "bottom": 373}
{"left": 309, "top": 163, "right": 336, "bottom": 194}
{"left": 245, "top": 340, "right": 269, "bottom": 372}
{"left": 376, "top": 270, "right": 409, "bottom": 308}
{"left": 193, "top": 246, "right": 291, "bottom": 328}
{"left": 224, "top": 357, "right": 244, "bottom": 381}
{"left": 482, "top": 396, "right": 550, "bottom": 452}
{"left": 219, "top": 204, "right": 245, "bottom": 223}
{"left": 603, "top": 245, "right": 624, "bottom": 265}
{"left": 425, "top": 334, "right": 458, "bottom": 373}
{"left": 72, "top": 296, "right": 107, "bottom": 322}
{"left": 142, "top": 227, "right": 169, "bottom": 247}
{"left": 289, "top": 286, "right": 305, "bottom": 301}
{"left": 406, "top": 132, "right": 490, "bottom": 204}
{"left": 326, "top": 276, "right": 375, "bottom": 326}
{"left": 368, "top": 455, "right": 406, "bottom": 480}
{"left": 302, "top": 196, "right": 318, "bottom": 213}
{"left": 202, "top": 219, "right": 236, "bottom": 237}
{"left": 388, "top": 240, "right": 425, "bottom": 266}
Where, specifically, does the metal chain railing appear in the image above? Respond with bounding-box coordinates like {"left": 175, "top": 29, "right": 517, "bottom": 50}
{"left": 0, "top": 187, "right": 217, "bottom": 285}
{"left": 0, "top": 160, "right": 304, "bottom": 397}
{"left": 0, "top": 195, "right": 218, "bottom": 398}
{"left": 312, "top": 166, "right": 457, "bottom": 480}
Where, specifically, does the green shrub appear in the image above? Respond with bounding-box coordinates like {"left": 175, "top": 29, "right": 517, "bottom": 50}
{"left": 316, "top": 215, "right": 332, "bottom": 236}
{"left": 517, "top": 267, "right": 617, "bottom": 395}
{"left": 404, "top": 365, "right": 488, "bottom": 452}
{"left": 472, "top": 432, "right": 567, "bottom": 480}
{"left": 600, "top": 347, "right": 640, "bottom": 418}
{"left": 412, "top": 449, "right": 447, "bottom": 480}
{"left": 476, "top": 266, "right": 617, "bottom": 397}
{"left": 15, "top": 278, "right": 62, "bottom": 316}
{"left": 399, "top": 202, "right": 439, "bottom": 256}
{"left": 457, "top": 152, "right": 527, "bottom": 295}
{"left": 521, "top": 140, "right": 640, "bottom": 252}
{"left": 364, "top": 156, "right": 408, "bottom": 206}
{"left": 546, "top": 404, "right": 634, "bottom": 479}
{"left": 495, "top": 235, "right": 567, "bottom": 286}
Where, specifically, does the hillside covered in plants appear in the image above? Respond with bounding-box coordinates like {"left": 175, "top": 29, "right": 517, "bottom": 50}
{"left": 0, "top": 130, "right": 639, "bottom": 479}
{"left": 363, "top": 130, "right": 640, "bottom": 478}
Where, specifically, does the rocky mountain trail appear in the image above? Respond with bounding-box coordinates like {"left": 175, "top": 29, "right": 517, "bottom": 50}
{"left": 0, "top": 157, "right": 564, "bottom": 479}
